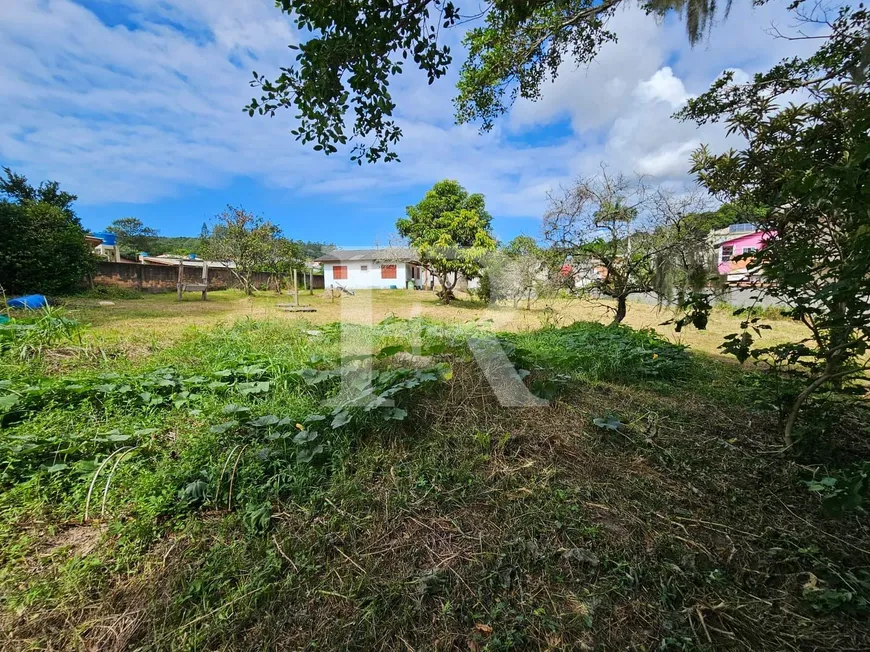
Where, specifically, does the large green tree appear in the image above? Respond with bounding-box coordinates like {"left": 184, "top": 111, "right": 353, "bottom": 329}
{"left": 0, "top": 168, "right": 94, "bottom": 296}
{"left": 204, "top": 206, "right": 283, "bottom": 295}
{"left": 0, "top": 167, "right": 77, "bottom": 218}
{"left": 246, "top": 0, "right": 731, "bottom": 163}
{"left": 106, "top": 217, "right": 159, "bottom": 258}
{"left": 678, "top": 1, "right": 870, "bottom": 446}
{"left": 397, "top": 180, "right": 496, "bottom": 303}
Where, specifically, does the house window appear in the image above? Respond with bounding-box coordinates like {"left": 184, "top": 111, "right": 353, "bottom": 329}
{"left": 742, "top": 247, "right": 757, "bottom": 255}
{"left": 720, "top": 245, "right": 734, "bottom": 262}
{"left": 380, "top": 264, "right": 397, "bottom": 279}
{"left": 360, "top": 265, "right": 368, "bottom": 271}
{"left": 333, "top": 265, "right": 348, "bottom": 280}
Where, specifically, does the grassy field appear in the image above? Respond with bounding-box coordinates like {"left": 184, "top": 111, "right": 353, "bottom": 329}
{"left": 1, "top": 291, "right": 868, "bottom": 651}
{"left": 59, "top": 288, "right": 808, "bottom": 358}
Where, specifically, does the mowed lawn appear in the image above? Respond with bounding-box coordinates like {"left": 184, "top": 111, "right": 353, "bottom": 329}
{"left": 62, "top": 288, "right": 806, "bottom": 359}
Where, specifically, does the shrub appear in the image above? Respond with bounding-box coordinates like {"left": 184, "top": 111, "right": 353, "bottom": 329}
{"left": 0, "top": 200, "right": 95, "bottom": 296}
{"left": 505, "top": 321, "right": 691, "bottom": 383}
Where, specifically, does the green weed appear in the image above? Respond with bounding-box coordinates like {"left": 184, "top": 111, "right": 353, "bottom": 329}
{"left": 0, "top": 306, "right": 82, "bottom": 360}
{"left": 1, "top": 316, "right": 868, "bottom": 651}
{"left": 504, "top": 321, "right": 692, "bottom": 385}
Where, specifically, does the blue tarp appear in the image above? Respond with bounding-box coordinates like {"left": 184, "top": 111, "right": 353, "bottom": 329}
{"left": 7, "top": 295, "right": 48, "bottom": 310}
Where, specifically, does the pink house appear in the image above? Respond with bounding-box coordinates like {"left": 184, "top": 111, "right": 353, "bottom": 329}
{"left": 717, "top": 230, "right": 768, "bottom": 284}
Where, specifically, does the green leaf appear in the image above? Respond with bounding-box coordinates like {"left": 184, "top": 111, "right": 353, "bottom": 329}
{"left": 237, "top": 365, "right": 267, "bottom": 377}
{"left": 222, "top": 403, "right": 251, "bottom": 415}
{"left": 296, "top": 444, "right": 324, "bottom": 464}
{"left": 292, "top": 429, "right": 318, "bottom": 444}
{"left": 248, "top": 414, "right": 280, "bottom": 428}
{"left": 237, "top": 381, "right": 270, "bottom": 395}
{"left": 385, "top": 407, "right": 408, "bottom": 421}
{"left": 377, "top": 344, "right": 408, "bottom": 358}
{"left": 0, "top": 394, "right": 20, "bottom": 411}
{"left": 107, "top": 433, "right": 132, "bottom": 442}
{"left": 331, "top": 410, "right": 352, "bottom": 429}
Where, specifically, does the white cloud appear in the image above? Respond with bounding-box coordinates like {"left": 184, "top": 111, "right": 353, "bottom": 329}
{"left": 635, "top": 140, "right": 701, "bottom": 177}
{"left": 636, "top": 67, "right": 690, "bottom": 108}
{"left": 0, "top": 0, "right": 818, "bottom": 227}
{"left": 509, "top": 5, "right": 672, "bottom": 134}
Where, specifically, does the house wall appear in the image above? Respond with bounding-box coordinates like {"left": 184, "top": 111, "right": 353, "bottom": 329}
{"left": 717, "top": 232, "right": 767, "bottom": 281}
{"left": 324, "top": 261, "right": 410, "bottom": 289}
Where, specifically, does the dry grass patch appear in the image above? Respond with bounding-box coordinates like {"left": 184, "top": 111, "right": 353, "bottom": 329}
{"left": 62, "top": 289, "right": 808, "bottom": 361}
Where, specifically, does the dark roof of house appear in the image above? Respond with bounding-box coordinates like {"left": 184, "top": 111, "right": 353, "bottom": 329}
{"left": 313, "top": 247, "right": 418, "bottom": 263}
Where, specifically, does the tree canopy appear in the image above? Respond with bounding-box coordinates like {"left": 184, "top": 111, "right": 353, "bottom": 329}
{"left": 678, "top": 1, "right": 870, "bottom": 446}
{"left": 397, "top": 179, "right": 496, "bottom": 302}
{"left": 545, "top": 170, "right": 712, "bottom": 322}
{"left": 106, "top": 217, "right": 159, "bottom": 258}
{"left": 203, "top": 207, "right": 285, "bottom": 295}
{"left": 247, "top": 0, "right": 732, "bottom": 163}
{"left": 0, "top": 168, "right": 94, "bottom": 296}
{"left": 0, "top": 167, "right": 77, "bottom": 219}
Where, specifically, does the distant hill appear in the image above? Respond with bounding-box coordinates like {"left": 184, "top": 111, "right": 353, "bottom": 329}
{"left": 144, "top": 236, "right": 202, "bottom": 257}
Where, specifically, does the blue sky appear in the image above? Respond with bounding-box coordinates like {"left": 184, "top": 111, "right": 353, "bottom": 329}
{"left": 1, "top": 0, "right": 810, "bottom": 246}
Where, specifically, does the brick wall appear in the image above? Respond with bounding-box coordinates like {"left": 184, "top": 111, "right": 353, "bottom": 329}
{"left": 92, "top": 262, "right": 323, "bottom": 293}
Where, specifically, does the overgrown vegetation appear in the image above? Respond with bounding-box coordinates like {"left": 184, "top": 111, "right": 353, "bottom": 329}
{"left": 0, "top": 307, "right": 82, "bottom": 361}
{"left": 506, "top": 321, "right": 692, "bottom": 386}
{"left": 1, "top": 311, "right": 868, "bottom": 650}
{"left": 677, "top": 0, "right": 870, "bottom": 447}
{"left": 0, "top": 168, "right": 95, "bottom": 296}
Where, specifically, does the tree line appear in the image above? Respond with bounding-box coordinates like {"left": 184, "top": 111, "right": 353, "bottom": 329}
{"left": 103, "top": 216, "right": 331, "bottom": 262}
{"left": 0, "top": 169, "right": 333, "bottom": 298}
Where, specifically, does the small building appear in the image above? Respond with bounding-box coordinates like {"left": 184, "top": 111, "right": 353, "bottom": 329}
{"left": 314, "top": 247, "right": 426, "bottom": 290}
{"left": 717, "top": 229, "right": 768, "bottom": 284}
{"left": 89, "top": 232, "right": 122, "bottom": 262}
{"left": 560, "top": 261, "right": 607, "bottom": 288}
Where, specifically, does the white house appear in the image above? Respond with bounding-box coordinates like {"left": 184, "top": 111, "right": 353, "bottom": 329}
{"left": 314, "top": 247, "right": 426, "bottom": 290}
